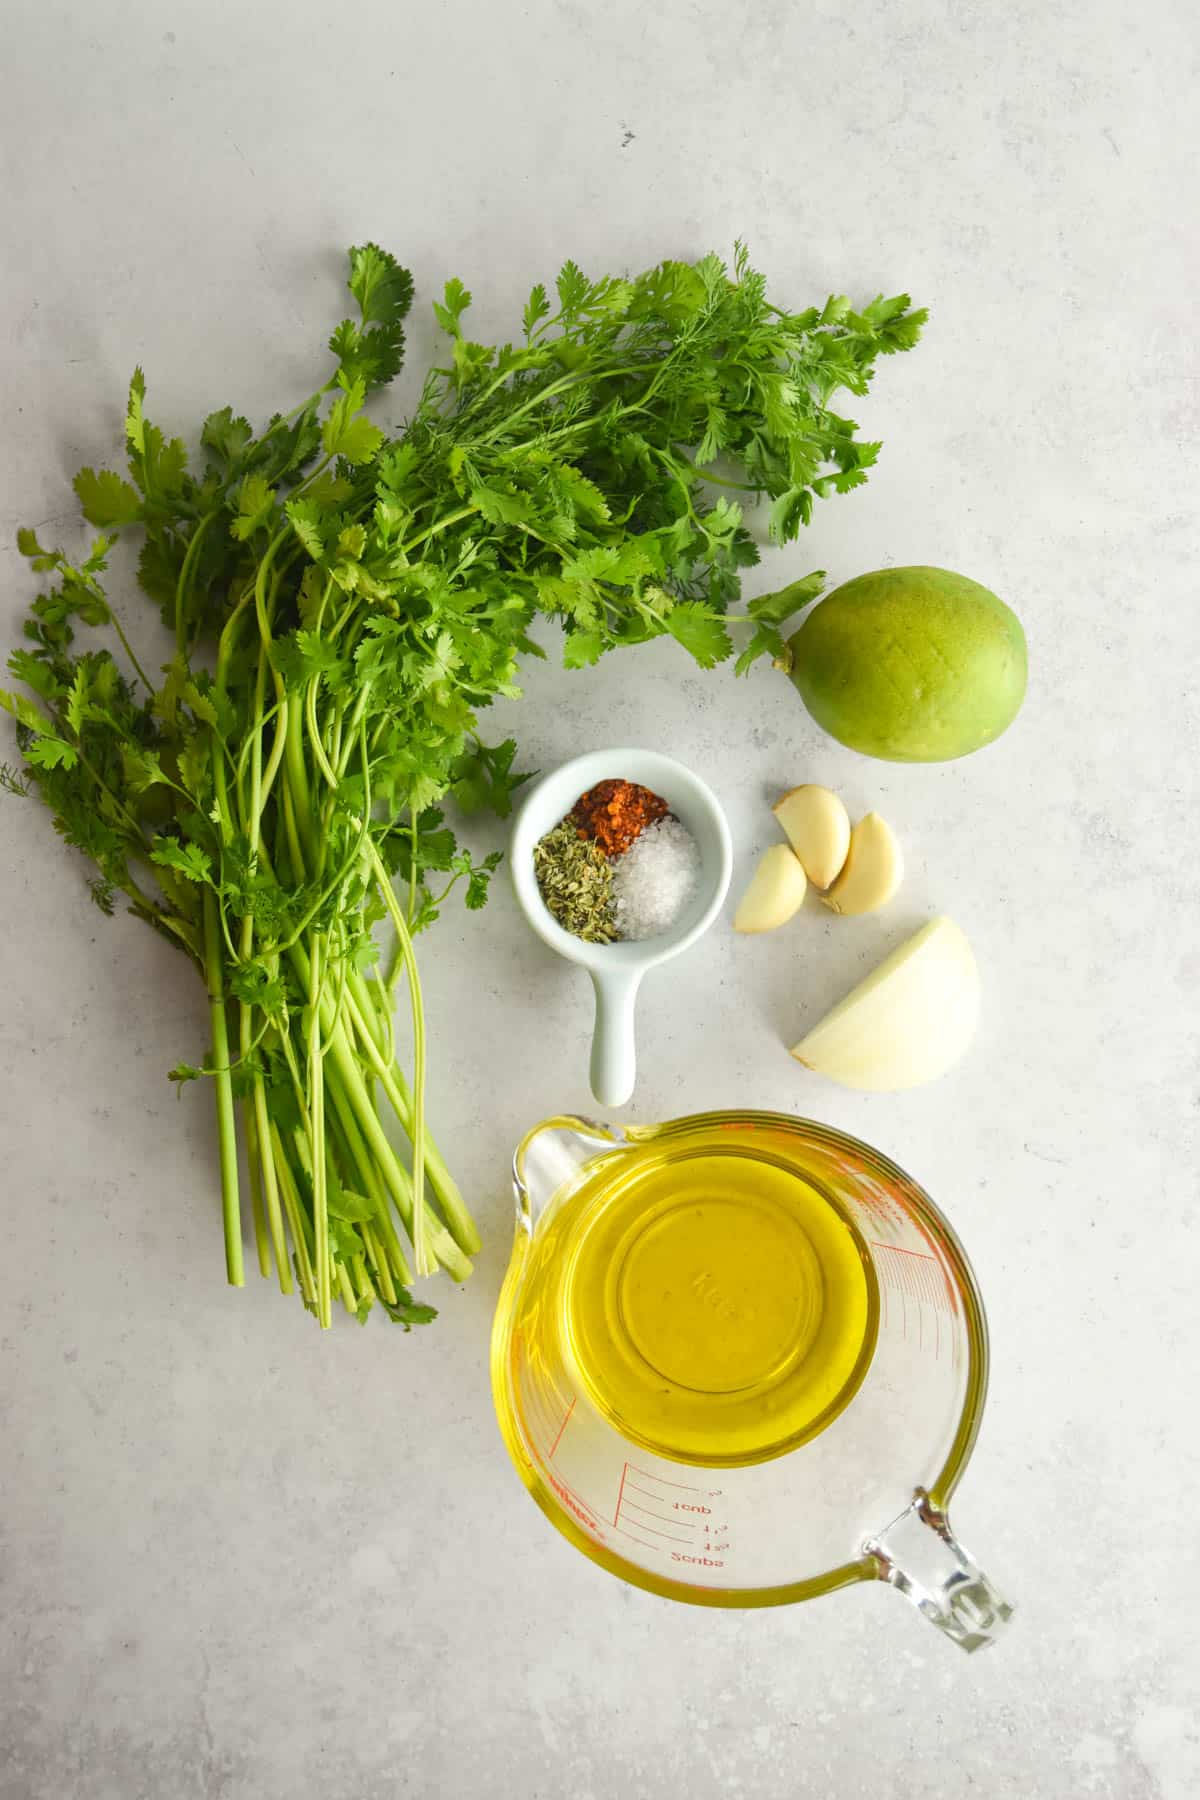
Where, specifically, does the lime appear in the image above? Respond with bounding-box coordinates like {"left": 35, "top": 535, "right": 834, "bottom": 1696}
{"left": 785, "top": 566, "right": 1027, "bottom": 762}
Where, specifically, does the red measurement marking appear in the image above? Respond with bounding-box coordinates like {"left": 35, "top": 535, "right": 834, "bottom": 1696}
{"left": 870, "top": 1240, "right": 956, "bottom": 1357}
{"left": 623, "top": 1484, "right": 704, "bottom": 1521}
{"left": 613, "top": 1460, "right": 629, "bottom": 1527}
{"left": 613, "top": 1523, "right": 674, "bottom": 1556}
{"left": 626, "top": 1464, "right": 701, "bottom": 1490}
{"left": 626, "top": 1504, "right": 690, "bottom": 1533}
{"left": 548, "top": 1396, "right": 575, "bottom": 1461}
{"left": 616, "top": 1509, "right": 691, "bottom": 1543}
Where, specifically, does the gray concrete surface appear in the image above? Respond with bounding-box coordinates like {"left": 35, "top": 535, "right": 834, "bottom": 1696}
{"left": 1, "top": 2, "right": 1197, "bottom": 1795}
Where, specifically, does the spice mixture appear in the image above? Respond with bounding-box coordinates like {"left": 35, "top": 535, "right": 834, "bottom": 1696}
{"left": 532, "top": 821, "right": 617, "bottom": 943}
{"left": 535, "top": 776, "right": 700, "bottom": 945}
{"left": 570, "top": 779, "right": 669, "bottom": 857}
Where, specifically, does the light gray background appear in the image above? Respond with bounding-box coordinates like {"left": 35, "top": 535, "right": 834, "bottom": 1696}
{"left": 2, "top": 3, "right": 1197, "bottom": 1796}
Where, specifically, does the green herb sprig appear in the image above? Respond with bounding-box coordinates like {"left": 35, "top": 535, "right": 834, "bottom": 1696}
{"left": 1, "top": 243, "right": 923, "bottom": 1328}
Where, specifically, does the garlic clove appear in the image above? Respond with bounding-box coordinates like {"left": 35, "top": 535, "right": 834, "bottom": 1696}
{"left": 820, "top": 812, "right": 903, "bottom": 916}
{"left": 771, "top": 784, "right": 852, "bottom": 890}
{"left": 790, "top": 916, "right": 979, "bottom": 1090}
{"left": 733, "top": 844, "right": 808, "bottom": 933}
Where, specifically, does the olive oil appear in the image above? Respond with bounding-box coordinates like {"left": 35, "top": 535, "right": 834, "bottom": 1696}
{"left": 523, "top": 1119, "right": 879, "bottom": 1468}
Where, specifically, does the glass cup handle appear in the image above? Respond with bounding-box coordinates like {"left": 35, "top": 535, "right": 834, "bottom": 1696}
{"left": 864, "top": 1491, "right": 1014, "bottom": 1653}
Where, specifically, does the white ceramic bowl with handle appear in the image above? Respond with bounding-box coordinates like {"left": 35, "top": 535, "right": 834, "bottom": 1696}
{"left": 510, "top": 747, "right": 733, "bottom": 1107}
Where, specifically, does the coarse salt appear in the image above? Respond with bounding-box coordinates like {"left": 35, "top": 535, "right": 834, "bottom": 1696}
{"left": 612, "top": 816, "right": 701, "bottom": 941}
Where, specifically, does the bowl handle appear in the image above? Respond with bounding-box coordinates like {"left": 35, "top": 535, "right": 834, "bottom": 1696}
{"left": 588, "top": 968, "right": 642, "bottom": 1108}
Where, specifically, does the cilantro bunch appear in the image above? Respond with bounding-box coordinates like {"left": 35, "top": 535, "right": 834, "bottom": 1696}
{"left": 1, "top": 243, "right": 923, "bottom": 1329}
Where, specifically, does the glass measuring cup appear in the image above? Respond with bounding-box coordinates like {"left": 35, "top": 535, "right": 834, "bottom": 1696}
{"left": 491, "top": 1111, "right": 1013, "bottom": 1651}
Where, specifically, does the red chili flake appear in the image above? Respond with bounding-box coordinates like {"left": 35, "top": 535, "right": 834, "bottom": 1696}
{"left": 571, "top": 778, "right": 670, "bottom": 858}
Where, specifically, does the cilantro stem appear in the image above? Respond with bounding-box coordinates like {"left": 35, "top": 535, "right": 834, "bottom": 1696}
{"left": 326, "top": 1086, "right": 411, "bottom": 1285}
{"left": 281, "top": 779, "right": 307, "bottom": 890}
{"left": 202, "top": 887, "right": 244, "bottom": 1286}
{"left": 335, "top": 1258, "right": 357, "bottom": 1315}
{"left": 343, "top": 982, "right": 479, "bottom": 1255}
{"left": 307, "top": 930, "right": 332, "bottom": 1328}
{"left": 360, "top": 1222, "right": 398, "bottom": 1305}
{"left": 242, "top": 1102, "right": 271, "bottom": 1279}
{"left": 347, "top": 962, "right": 396, "bottom": 1068}
{"left": 174, "top": 515, "right": 213, "bottom": 655}
{"left": 235, "top": 646, "right": 291, "bottom": 1294}
{"left": 471, "top": 360, "right": 648, "bottom": 444}
{"left": 268, "top": 1121, "right": 317, "bottom": 1304}
{"left": 250, "top": 1078, "right": 292, "bottom": 1293}
{"left": 72, "top": 746, "right": 148, "bottom": 843}
{"left": 360, "top": 738, "right": 428, "bottom": 1278}
{"left": 304, "top": 679, "right": 339, "bottom": 790}
{"left": 283, "top": 697, "right": 316, "bottom": 857}
{"left": 284, "top": 930, "right": 469, "bottom": 1281}
{"left": 400, "top": 506, "right": 478, "bottom": 556}
{"left": 108, "top": 609, "right": 155, "bottom": 693}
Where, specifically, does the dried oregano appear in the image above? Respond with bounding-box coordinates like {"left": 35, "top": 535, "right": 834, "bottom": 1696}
{"left": 533, "top": 822, "right": 617, "bottom": 942}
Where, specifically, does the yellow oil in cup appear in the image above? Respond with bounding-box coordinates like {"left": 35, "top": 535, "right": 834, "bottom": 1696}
{"left": 519, "top": 1121, "right": 878, "bottom": 1468}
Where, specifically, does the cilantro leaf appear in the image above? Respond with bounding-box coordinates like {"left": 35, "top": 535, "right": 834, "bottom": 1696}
{"left": 125, "top": 366, "right": 147, "bottom": 457}
{"left": 271, "top": 630, "right": 345, "bottom": 692}
{"left": 24, "top": 735, "right": 78, "bottom": 771}
{"left": 286, "top": 498, "right": 326, "bottom": 560}
{"left": 150, "top": 838, "right": 213, "bottom": 883}
{"left": 0, "top": 689, "right": 53, "bottom": 734}
{"left": 322, "top": 380, "right": 384, "bottom": 465}
{"left": 201, "top": 406, "right": 254, "bottom": 469}
{"left": 168, "top": 1062, "right": 205, "bottom": 1086}
{"left": 466, "top": 849, "right": 504, "bottom": 910}
{"left": 523, "top": 283, "right": 550, "bottom": 337}
{"left": 381, "top": 1287, "right": 438, "bottom": 1330}
{"left": 327, "top": 247, "right": 415, "bottom": 390}
{"left": 87, "top": 875, "right": 117, "bottom": 915}
{"left": 136, "top": 534, "right": 185, "bottom": 615}
{"left": 231, "top": 473, "right": 276, "bottom": 540}
{"left": 562, "top": 628, "right": 605, "bottom": 669}
{"left": 348, "top": 243, "right": 414, "bottom": 329}
{"left": 326, "top": 1185, "right": 378, "bottom": 1225}
{"left": 433, "top": 277, "right": 472, "bottom": 336}
{"left": 470, "top": 484, "right": 532, "bottom": 527}
{"left": 450, "top": 738, "right": 532, "bottom": 818}
{"left": 734, "top": 623, "right": 787, "bottom": 676}
{"left": 662, "top": 604, "right": 733, "bottom": 669}
{"left": 555, "top": 260, "right": 589, "bottom": 317}
{"left": 227, "top": 960, "right": 286, "bottom": 1013}
{"left": 769, "top": 486, "right": 813, "bottom": 542}
{"left": 747, "top": 571, "right": 826, "bottom": 627}
{"left": 8, "top": 650, "right": 60, "bottom": 701}
{"left": 181, "top": 680, "right": 219, "bottom": 729}
{"left": 72, "top": 468, "right": 143, "bottom": 529}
